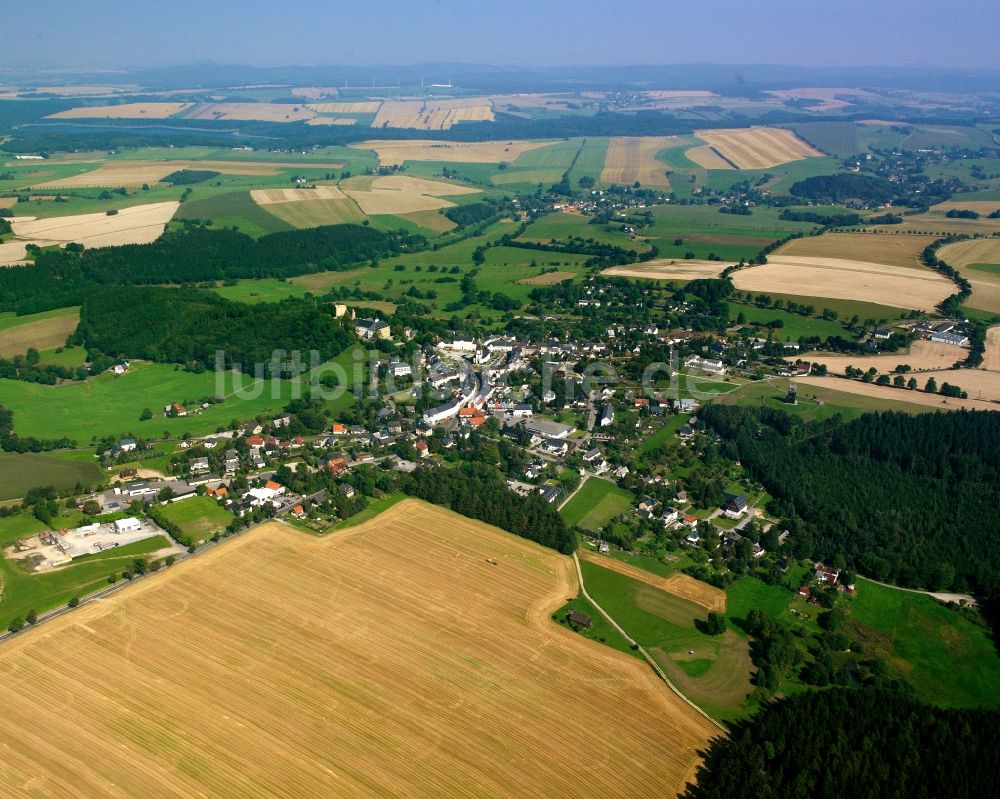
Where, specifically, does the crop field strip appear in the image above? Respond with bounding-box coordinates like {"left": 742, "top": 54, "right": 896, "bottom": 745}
{"left": 353, "top": 139, "right": 556, "bottom": 167}
{"left": 796, "top": 339, "right": 968, "bottom": 374}
{"left": 600, "top": 136, "right": 675, "bottom": 187}
{"left": 34, "top": 159, "right": 346, "bottom": 189}
{"left": 0, "top": 501, "right": 715, "bottom": 798}
{"left": 603, "top": 259, "right": 733, "bottom": 280}
{"left": 731, "top": 255, "right": 953, "bottom": 312}
{"left": 689, "top": 127, "right": 822, "bottom": 169}
{"left": 578, "top": 550, "right": 726, "bottom": 612}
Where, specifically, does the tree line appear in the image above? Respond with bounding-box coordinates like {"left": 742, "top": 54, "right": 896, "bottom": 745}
{"left": 0, "top": 224, "right": 424, "bottom": 315}
{"left": 76, "top": 286, "right": 355, "bottom": 374}
{"left": 702, "top": 405, "right": 1000, "bottom": 597}
{"left": 681, "top": 688, "right": 1000, "bottom": 799}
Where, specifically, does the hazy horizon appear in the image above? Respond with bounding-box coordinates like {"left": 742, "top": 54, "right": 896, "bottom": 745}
{"left": 6, "top": 0, "right": 1000, "bottom": 71}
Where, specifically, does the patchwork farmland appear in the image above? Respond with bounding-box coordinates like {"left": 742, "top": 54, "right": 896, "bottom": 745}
{"left": 0, "top": 501, "right": 715, "bottom": 798}
{"left": 688, "top": 127, "right": 822, "bottom": 169}
{"left": 600, "top": 136, "right": 675, "bottom": 187}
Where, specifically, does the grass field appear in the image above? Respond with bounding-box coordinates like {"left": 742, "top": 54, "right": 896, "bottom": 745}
{"left": 579, "top": 558, "right": 752, "bottom": 720}
{"left": 0, "top": 352, "right": 361, "bottom": 442}
{"left": 849, "top": 579, "right": 1000, "bottom": 708}
{"left": 174, "top": 190, "right": 292, "bottom": 237}
{"left": 559, "top": 477, "right": 633, "bottom": 531}
{"left": 157, "top": 496, "right": 234, "bottom": 543}
{"left": 728, "top": 302, "right": 849, "bottom": 340}
{"left": 717, "top": 377, "right": 938, "bottom": 421}
{"left": 0, "top": 451, "right": 102, "bottom": 501}
{"left": 0, "top": 501, "right": 716, "bottom": 797}
{"left": 0, "top": 306, "right": 80, "bottom": 356}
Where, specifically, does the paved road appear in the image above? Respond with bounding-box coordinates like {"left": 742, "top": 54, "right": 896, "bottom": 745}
{"left": 572, "top": 553, "right": 726, "bottom": 732}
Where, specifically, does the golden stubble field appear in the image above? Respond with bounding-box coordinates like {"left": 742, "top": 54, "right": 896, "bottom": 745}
{"left": 731, "top": 255, "right": 953, "bottom": 312}
{"left": 371, "top": 98, "right": 494, "bottom": 130}
{"left": 9, "top": 201, "right": 179, "bottom": 248}
{"left": 603, "top": 258, "right": 733, "bottom": 280}
{"left": 795, "top": 339, "right": 967, "bottom": 374}
{"left": 0, "top": 500, "right": 715, "bottom": 798}
{"left": 600, "top": 137, "right": 676, "bottom": 187}
{"left": 343, "top": 174, "right": 480, "bottom": 214}
{"left": 35, "top": 159, "right": 345, "bottom": 189}
{"left": 688, "top": 127, "right": 822, "bottom": 169}
{"left": 354, "top": 139, "right": 555, "bottom": 167}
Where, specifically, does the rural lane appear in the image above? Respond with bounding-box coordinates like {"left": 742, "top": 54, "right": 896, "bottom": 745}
{"left": 572, "top": 553, "right": 726, "bottom": 732}
{"left": 859, "top": 575, "right": 978, "bottom": 606}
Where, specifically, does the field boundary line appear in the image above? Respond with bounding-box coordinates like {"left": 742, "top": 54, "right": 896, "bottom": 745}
{"left": 572, "top": 553, "right": 726, "bottom": 732}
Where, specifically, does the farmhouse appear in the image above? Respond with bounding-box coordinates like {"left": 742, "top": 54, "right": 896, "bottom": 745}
{"left": 566, "top": 610, "right": 592, "bottom": 629}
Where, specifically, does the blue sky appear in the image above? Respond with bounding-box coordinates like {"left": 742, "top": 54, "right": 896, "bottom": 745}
{"left": 6, "top": 0, "right": 1000, "bottom": 69}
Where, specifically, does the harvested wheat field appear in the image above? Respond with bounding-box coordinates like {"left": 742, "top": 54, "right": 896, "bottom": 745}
{"left": 0, "top": 241, "right": 29, "bottom": 265}
{"left": 250, "top": 186, "right": 347, "bottom": 205}
{"left": 983, "top": 326, "right": 1000, "bottom": 371}
{"left": 603, "top": 259, "right": 733, "bottom": 280}
{"left": 937, "top": 237, "right": 1000, "bottom": 269}
{"left": 601, "top": 137, "right": 675, "bottom": 187}
{"left": 35, "top": 159, "right": 343, "bottom": 189}
{"left": 48, "top": 102, "right": 191, "bottom": 119}
{"left": 931, "top": 200, "right": 1000, "bottom": 215}
{"left": 344, "top": 175, "right": 479, "bottom": 215}
{"left": 372, "top": 98, "right": 494, "bottom": 130}
{"left": 692, "top": 127, "right": 822, "bottom": 169}
{"left": 182, "top": 102, "right": 316, "bottom": 122}
{"left": 891, "top": 211, "right": 1000, "bottom": 236}
{"left": 290, "top": 86, "right": 341, "bottom": 100}
{"left": 794, "top": 339, "right": 967, "bottom": 374}
{"left": 732, "top": 254, "right": 952, "bottom": 312}
{"left": 683, "top": 145, "right": 734, "bottom": 169}
{"left": 0, "top": 310, "right": 80, "bottom": 357}
{"left": 778, "top": 232, "right": 931, "bottom": 269}
{"left": 517, "top": 270, "right": 577, "bottom": 285}
{"left": 10, "top": 201, "right": 178, "bottom": 248}
{"left": 914, "top": 368, "right": 1000, "bottom": 402}
{"left": 0, "top": 500, "right": 715, "bottom": 798}
{"left": 794, "top": 374, "right": 1000, "bottom": 412}
{"left": 307, "top": 101, "right": 382, "bottom": 113}
{"left": 354, "top": 139, "right": 555, "bottom": 167}
{"left": 579, "top": 550, "right": 725, "bottom": 612}
{"left": 0, "top": 196, "right": 19, "bottom": 208}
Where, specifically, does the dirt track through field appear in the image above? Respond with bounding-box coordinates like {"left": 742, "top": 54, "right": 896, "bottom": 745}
{"left": 579, "top": 550, "right": 726, "bottom": 611}
{"left": 0, "top": 501, "right": 715, "bottom": 798}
